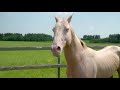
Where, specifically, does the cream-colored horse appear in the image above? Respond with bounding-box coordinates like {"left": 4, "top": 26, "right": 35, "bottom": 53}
{"left": 51, "top": 15, "right": 120, "bottom": 78}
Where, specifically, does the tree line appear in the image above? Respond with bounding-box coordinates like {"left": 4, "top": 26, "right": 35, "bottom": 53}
{"left": 83, "top": 34, "right": 120, "bottom": 43}
{"left": 0, "top": 33, "right": 120, "bottom": 43}
{"left": 83, "top": 35, "right": 100, "bottom": 40}
{"left": 0, "top": 33, "right": 53, "bottom": 41}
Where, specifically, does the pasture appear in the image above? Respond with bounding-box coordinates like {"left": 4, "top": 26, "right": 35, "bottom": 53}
{"left": 0, "top": 41, "right": 120, "bottom": 78}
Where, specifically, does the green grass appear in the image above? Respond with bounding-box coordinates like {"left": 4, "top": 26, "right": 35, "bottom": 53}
{"left": 0, "top": 41, "right": 120, "bottom": 78}
{"left": 84, "top": 40, "right": 120, "bottom": 46}
{"left": 0, "top": 51, "right": 67, "bottom": 78}
{"left": 0, "top": 41, "right": 52, "bottom": 47}
{"left": 0, "top": 40, "right": 120, "bottom": 47}
{"left": 0, "top": 68, "right": 67, "bottom": 78}
{"left": 0, "top": 41, "right": 67, "bottom": 78}
{"left": 0, "top": 50, "right": 67, "bottom": 78}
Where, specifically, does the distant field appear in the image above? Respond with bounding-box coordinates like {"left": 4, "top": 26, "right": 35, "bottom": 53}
{"left": 0, "top": 41, "right": 119, "bottom": 78}
{"left": 84, "top": 40, "right": 120, "bottom": 47}
{"left": 0, "top": 41, "right": 52, "bottom": 47}
{"left": 0, "top": 41, "right": 120, "bottom": 47}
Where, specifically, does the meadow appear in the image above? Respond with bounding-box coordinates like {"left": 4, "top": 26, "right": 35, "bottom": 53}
{"left": 0, "top": 41, "right": 120, "bottom": 78}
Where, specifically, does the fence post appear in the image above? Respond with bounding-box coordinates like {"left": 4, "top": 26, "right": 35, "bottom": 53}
{"left": 58, "top": 56, "right": 60, "bottom": 78}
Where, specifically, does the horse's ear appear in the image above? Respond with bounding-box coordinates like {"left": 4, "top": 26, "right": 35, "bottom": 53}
{"left": 67, "top": 14, "right": 73, "bottom": 23}
{"left": 55, "top": 16, "right": 59, "bottom": 22}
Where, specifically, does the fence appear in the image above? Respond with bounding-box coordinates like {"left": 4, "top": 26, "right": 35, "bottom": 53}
{"left": 0, "top": 46, "right": 105, "bottom": 78}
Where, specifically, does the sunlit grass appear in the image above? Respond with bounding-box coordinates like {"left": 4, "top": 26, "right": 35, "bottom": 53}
{"left": 0, "top": 50, "right": 67, "bottom": 78}
{"left": 0, "top": 41, "right": 52, "bottom": 47}
{"left": 0, "top": 40, "right": 120, "bottom": 47}
{"left": 0, "top": 41, "right": 119, "bottom": 78}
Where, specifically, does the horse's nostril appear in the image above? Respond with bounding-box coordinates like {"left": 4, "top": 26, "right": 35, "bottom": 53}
{"left": 57, "top": 46, "right": 61, "bottom": 51}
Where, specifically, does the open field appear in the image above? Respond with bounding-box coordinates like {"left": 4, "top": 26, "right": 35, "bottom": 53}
{"left": 0, "top": 40, "right": 120, "bottom": 47}
{"left": 0, "top": 41, "right": 120, "bottom": 78}
{"left": 0, "top": 41, "right": 52, "bottom": 47}
{"left": 0, "top": 50, "right": 67, "bottom": 78}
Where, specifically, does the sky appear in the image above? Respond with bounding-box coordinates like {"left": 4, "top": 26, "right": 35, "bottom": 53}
{"left": 0, "top": 12, "right": 120, "bottom": 38}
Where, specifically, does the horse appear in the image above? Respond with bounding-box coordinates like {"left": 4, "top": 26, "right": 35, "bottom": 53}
{"left": 51, "top": 15, "right": 120, "bottom": 78}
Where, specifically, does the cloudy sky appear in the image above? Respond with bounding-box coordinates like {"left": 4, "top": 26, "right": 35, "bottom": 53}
{"left": 0, "top": 12, "right": 120, "bottom": 38}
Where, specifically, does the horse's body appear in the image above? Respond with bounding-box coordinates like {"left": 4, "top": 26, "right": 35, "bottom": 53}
{"left": 95, "top": 46, "right": 120, "bottom": 78}
{"left": 51, "top": 15, "right": 120, "bottom": 78}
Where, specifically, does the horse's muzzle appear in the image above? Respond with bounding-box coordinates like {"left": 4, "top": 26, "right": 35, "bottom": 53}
{"left": 51, "top": 45, "right": 61, "bottom": 57}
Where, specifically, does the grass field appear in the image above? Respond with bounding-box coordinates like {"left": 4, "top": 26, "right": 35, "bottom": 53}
{"left": 0, "top": 41, "right": 120, "bottom": 78}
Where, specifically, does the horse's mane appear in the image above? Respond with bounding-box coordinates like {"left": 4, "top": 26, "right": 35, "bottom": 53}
{"left": 80, "top": 39, "right": 86, "bottom": 48}
{"left": 70, "top": 27, "right": 86, "bottom": 48}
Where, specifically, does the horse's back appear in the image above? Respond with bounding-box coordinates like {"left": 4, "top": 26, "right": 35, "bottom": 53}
{"left": 98, "top": 46, "right": 120, "bottom": 52}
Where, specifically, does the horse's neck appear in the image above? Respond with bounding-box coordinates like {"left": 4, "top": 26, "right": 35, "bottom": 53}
{"left": 64, "top": 29, "right": 86, "bottom": 65}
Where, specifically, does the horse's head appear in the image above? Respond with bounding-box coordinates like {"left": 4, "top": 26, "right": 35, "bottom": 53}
{"left": 51, "top": 15, "right": 73, "bottom": 57}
